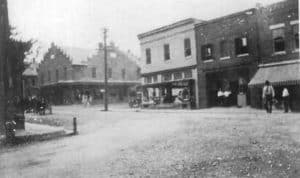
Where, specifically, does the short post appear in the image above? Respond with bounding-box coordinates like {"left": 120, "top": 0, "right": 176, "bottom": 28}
{"left": 5, "top": 121, "right": 16, "bottom": 144}
{"left": 73, "top": 117, "right": 78, "bottom": 135}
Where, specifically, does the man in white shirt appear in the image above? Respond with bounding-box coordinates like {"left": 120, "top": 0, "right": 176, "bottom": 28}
{"left": 282, "top": 88, "right": 290, "bottom": 113}
{"left": 262, "top": 80, "right": 275, "bottom": 113}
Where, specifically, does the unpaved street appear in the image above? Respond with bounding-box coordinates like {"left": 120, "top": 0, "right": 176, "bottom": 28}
{"left": 0, "top": 106, "right": 300, "bottom": 177}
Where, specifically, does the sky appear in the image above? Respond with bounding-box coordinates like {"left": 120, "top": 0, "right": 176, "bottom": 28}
{"left": 8, "top": 0, "right": 282, "bottom": 61}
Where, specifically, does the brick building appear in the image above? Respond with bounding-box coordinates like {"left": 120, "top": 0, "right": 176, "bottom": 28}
{"left": 195, "top": 8, "right": 261, "bottom": 108}
{"left": 39, "top": 42, "right": 140, "bottom": 105}
{"left": 249, "top": 0, "right": 300, "bottom": 111}
{"left": 138, "top": 18, "right": 203, "bottom": 108}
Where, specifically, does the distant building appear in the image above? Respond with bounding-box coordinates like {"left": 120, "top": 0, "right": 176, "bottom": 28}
{"left": 249, "top": 0, "right": 300, "bottom": 111}
{"left": 138, "top": 18, "right": 203, "bottom": 108}
{"left": 38, "top": 42, "right": 140, "bottom": 105}
{"left": 195, "top": 8, "right": 261, "bottom": 108}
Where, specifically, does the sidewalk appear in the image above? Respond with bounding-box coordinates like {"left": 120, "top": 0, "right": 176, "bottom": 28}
{"left": 14, "top": 122, "right": 69, "bottom": 144}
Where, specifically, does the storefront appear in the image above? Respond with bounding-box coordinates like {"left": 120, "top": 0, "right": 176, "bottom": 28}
{"left": 249, "top": 61, "right": 300, "bottom": 111}
{"left": 205, "top": 67, "right": 252, "bottom": 107}
{"left": 40, "top": 80, "right": 140, "bottom": 105}
{"left": 141, "top": 68, "right": 198, "bottom": 109}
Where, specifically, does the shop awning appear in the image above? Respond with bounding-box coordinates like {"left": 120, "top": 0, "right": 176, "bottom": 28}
{"left": 248, "top": 62, "right": 300, "bottom": 86}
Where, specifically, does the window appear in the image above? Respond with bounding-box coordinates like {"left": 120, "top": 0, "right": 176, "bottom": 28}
{"left": 174, "top": 72, "right": 183, "bottom": 80}
{"left": 92, "top": 67, "right": 96, "bottom": 78}
{"left": 164, "top": 44, "right": 170, "bottom": 60}
{"left": 162, "top": 73, "right": 172, "bottom": 82}
{"left": 48, "top": 70, "right": 51, "bottom": 81}
{"left": 153, "top": 75, "right": 158, "bottom": 83}
{"left": 146, "top": 48, "right": 151, "bottom": 64}
{"left": 64, "top": 67, "right": 67, "bottom": 80}
{"left": 184, "top": 38, "right": 191, "bottom": 57}
{"left": 184, "top": 70, "right": 192, "bottom": 79}
{"left": 220, "top": 40, "right": 229, "bottom": 57}
{"left": 235, "top": 37, "right": 249, "bottom": 55}
{"left": 136, "top": 68, "right": 141, "bottom": 77}
{"left": 32, "top": 79, "right": 35, "bottom": 86}
{"left": 55, "top": 69, "right": 59, "bottom": 82}
{"left": 272, "top": 28, "right": 285, "bottom": 52}
{"left": 41, "top": 73, "right": 44, "bottom": 85}
{"left": 145, "top": 76, "right": 152, "bottom": 84}
{"left": 292, "top": 25, "right": 299, "bottom": 49}
{"left": 122, "top": 68, "right": 126, "bottom": 80}
{"left": 108, "top": 68, "right": 112, "bottom": 78}
{"left": 201, "top": 44, "right": 213, "bottom": 60}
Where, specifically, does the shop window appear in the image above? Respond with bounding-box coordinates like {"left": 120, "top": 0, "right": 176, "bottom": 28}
{"left": 201, "top": 44, "right": 213, "bottom": 61}
{"left": 235, "top": 37, "right": 249, "bottom": 55}
{"left": 64, "top": 67, "right": 67, "bottom": 80}
{"left": 162, "top": 73, "right": 172, "bottom": 82}
{"left": 220, "top": 40, "right": 229, "bottom": 57}
{"left": 122, "top": 68, "right": 126, "bottom": 80}
{"left": 184, "top": 38, "right": 192, "bottom": 57}
{"left": 184, "top": 70, "right": 192, "bottom": 79}
{"left": 55, "top": 69, "right": 59, "bottom": 82}
{"left": 108, "top": 68, "right": 112, "bottom": 78}
{"left": 293, "top": 25, "right": 299, "bottom": 49}
{"left": 164, "top": 44, "right": 170, "bottom": 60}
{"left": 146, "top": 48, "right": 151, "bottom": 64}
{"left": 174, "top": 72, "right": 183, "bottom": 80}
{"left": 272, "top": 28, "right": 285, "bottom": 52}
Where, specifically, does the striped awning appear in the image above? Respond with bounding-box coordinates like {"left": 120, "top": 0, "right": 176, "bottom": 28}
{"left": 248, "top": 62, "right": 300, "bottom": 86}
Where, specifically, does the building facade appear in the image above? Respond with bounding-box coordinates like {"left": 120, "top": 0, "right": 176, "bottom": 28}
{"left": 138, "top": 18, "right": 202, "bottom": 108}
{"left": 39, "top": 43, "right": 141, "bottom": 105}
{"left": 195, "top": 8, "right": 261, "bottom": 108}
{"left": 249, "top": 0, "right": 300, "bottom": 111}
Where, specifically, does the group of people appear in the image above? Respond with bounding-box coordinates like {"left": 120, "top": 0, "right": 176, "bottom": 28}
{"left": 23, "top": 96, "right": 49, "bottom": 115}
{"left": 81, "top": 92, "right": 93, "bottom": 107}
{"left": 217, "top": 89, "right": 232, "bottom": 106}
{"left": 262, "top": 80, "right": 290, "bottom": 113}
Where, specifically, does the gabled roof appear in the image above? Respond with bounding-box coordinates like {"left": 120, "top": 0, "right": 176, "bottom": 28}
{"left": 60, "top": 46, "right": 93, "bottom": 65}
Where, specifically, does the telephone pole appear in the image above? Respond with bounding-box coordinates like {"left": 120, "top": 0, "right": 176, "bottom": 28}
{"left": 103, "top": 28, "right": 108, "bottom": 111}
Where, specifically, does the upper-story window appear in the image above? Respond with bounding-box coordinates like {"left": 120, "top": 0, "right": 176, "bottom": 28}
{"left": 292, "top": 25, "right": 299, "bottom": 49}
{"left": 164, "top": 44, "right": 170, "bottom": 60}
{"left": 272, "top": 28, "right": 285, "bottom": 52}
{"left": 184, "top": 38, "right": 192, "bottom": 57}
{"left": 220, "top": 40, "right": 229, "bottom": 57}
{"left": 201, "top": 44, "right": 213, "bottom": 61}
{"left": 55, "top": 69, "right": 59, "bottom": 82}
{"left": 153, "top": 75, "right": 158, "bottom": 83}
{"left": 146, "top": 48, "right": 151, "bottom": 64}
{"left": 122, "top": 68, "right": 126, "bottom": 80}
{"left": 92, "top": 67, "right": 97, "bottom": 78}
{"left": 31, "top": 79, "right": 35, "bottom": 86}
{"left": 162, "top": 73, "right": 172, "bottom": 82}
{"left": 235, "top": 37, "right": 249, "bottom": 55}
{"left": 108, "top": 68, "right": 112, "bottom": 79}
{"left": 64, "top": 67, "right": 67, "bottom": 80}
{"left": 145, "top": 76, "right": 152, "bottom": 84}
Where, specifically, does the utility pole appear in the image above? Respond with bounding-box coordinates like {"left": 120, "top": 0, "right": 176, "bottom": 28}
{"left": 103, "top": 28, "right": 108, "bottom": 111}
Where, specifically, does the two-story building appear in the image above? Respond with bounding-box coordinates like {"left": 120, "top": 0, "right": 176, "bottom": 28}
{"left": 249, "top": 0, "right": 300, "bottom": 111}
{"left": 195, "top": 8, "right": 261, "bottom": 108}
{"left": 39, "top": 42, "right": 141, "bottom": 105}
{"left": 138, "top": 18, "right": 203, "bottom": 108}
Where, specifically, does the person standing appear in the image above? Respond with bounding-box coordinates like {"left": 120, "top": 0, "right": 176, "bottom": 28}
{"left": 282, "top": 88, "right": 290, "bottom": 113}
{"left": 262, "top": 80, "right": 275, "bottom": 113}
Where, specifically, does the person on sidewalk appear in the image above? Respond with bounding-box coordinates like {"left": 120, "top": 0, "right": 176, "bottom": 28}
{"left": 262, "top": 80, "right": 275, "bottom": 113}
{"left": 282, "top": 87, "right": 290, "bottom": 113}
